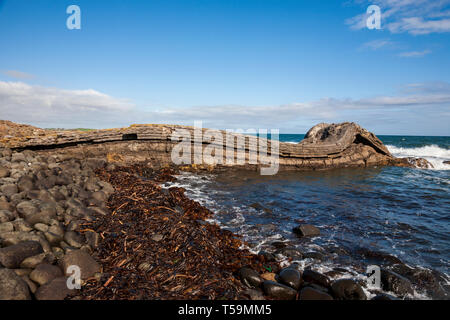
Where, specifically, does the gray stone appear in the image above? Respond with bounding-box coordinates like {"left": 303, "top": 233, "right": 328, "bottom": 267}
{"left": 60, "top": 249, "right": 100, "bottom": 279}
{"left": 0, "top": 268, "right": 31, "bottom": 300}
{"left": 331, "top": 279, "right": 367, "bottom": 300}
{"left": 17, "top": 175, "right": 35, "bottom": 192}
{"left": 151, "top": 233, "right": 164, "bottom": 242}
{"left": 0, "top": 240, "right": 43, "bottom": 268}
{"left": 29, "top": 263, "right": 63, "bottom": 286}
{"left": 302, "top": 269, "right": 331, "bottom": 288}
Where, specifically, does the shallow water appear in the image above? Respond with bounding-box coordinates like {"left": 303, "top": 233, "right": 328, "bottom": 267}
{"left": 163, "top": 134, "right": 450, "bottom": 298}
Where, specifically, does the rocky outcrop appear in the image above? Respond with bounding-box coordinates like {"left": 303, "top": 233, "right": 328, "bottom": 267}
{"left": 0, "top": 120, "right": 430, "bottom": 171}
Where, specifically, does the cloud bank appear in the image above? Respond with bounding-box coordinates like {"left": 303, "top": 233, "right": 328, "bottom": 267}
{"left": 1, "top": 80, "right": 449, "bottom": 135}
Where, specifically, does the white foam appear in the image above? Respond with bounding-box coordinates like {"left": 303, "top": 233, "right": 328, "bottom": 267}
{"left": 386, "top": 144, "right": 450, "bottom": 170}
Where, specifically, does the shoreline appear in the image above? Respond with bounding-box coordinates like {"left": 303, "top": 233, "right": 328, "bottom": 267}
{"left": 0, "top": 148, "right": 448, "bottom": 300}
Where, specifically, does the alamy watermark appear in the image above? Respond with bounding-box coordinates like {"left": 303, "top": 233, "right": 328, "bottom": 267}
{"left": 366, "top": 265, "right": 381, "bottom": 289}
{"left": 66, "top": 265, "right": 81, "bottom": 289}
{"left": 66, "top": 5, "right": 81, "bottom": 30}
{"left": 366, "top": 4, "right": 381, "bottom": 30}
{"left": 170, "top": 121, "right": 280, "bottom": 175}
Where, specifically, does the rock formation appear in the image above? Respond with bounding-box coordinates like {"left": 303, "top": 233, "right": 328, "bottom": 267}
{"left": 0, "top": 120, "right": 431, "bottom": 171}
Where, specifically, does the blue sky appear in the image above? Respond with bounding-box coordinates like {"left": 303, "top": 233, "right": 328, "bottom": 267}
{"left": 0, "top": 0, "right": 449, "bottom": 135}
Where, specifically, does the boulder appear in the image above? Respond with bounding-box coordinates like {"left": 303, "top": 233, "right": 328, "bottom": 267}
{"left": 299, "top": 287, "right": 333, "bottom": 300}
{"left": 60, "top": 250, "right": 100, "bottom": 279}
{"left": 1, "top": 184, "right": 18, "bottom": 197}
{"left": 238, "top": 267, "right": 263, "bottom": 288}
{"left": 29, "top": 263, "right": 63, "bottom": 286}
{"left": 0, "top": 241, "right": 43, "bottom": 268}
{"left": 302, "top": 269, "right": 331, "bottom": 288}
{"left": 380, "top": 268, "right": 414, "bottom": 296}
{"left": 0, "top": 268, "right": 31, "bottom": 300}
{"left": 262, "top": 280, "right": 297, "bottom": 300}
{"left": 278, "top": 268, "right": 301, "bottom": 290}
{"left": 293, "top": 224, "right": 320, "bottom": 237}
{"left": 330, "top": 279, "right": 367, "bottom": 300}
{"left": 35, "top": 276, "right": 74, "bottom": 300}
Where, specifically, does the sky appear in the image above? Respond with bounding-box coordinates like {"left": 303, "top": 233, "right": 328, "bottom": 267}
{"left": 0, "top": 0, "right": 449, "bottom": 135}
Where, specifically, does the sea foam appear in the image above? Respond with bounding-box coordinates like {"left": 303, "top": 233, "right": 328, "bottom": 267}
{"left": 386, "top": 144, "right": 450, "bottom": 170}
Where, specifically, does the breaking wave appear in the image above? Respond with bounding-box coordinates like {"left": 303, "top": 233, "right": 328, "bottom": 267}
{"left": 386, "top": 144, "right": 450, "bottom": 170}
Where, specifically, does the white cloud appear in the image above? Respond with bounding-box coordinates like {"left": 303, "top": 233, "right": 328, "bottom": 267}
{"left": 360, "top": 38, "right": 396, "bottom": 50}
{"left": 0, "top": 81, "right": 449, "bottom": 134}
{"left": 398, "top": 49, "right": 431, "bottom": 57}
{"left": 346, "top": 0, "right": 450, "bottom": 34}
{"left": 2, "top": 70, "right": 35, "bottom": 80}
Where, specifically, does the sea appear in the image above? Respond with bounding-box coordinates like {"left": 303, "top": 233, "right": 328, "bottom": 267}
{"left": 162, "top": 135, "right": 450, "bottom": 299}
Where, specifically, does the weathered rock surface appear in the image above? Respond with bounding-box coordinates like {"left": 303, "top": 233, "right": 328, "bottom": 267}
{"left": 293, "top": 224, "right": 320, "bottom": 237}
{"left": 0, "top": 241, "right": 43, "bottom": 268}
{"left": 29, "top": 263, "right": 63, "bottom": 286}
{"left": 34, "top": 276, "right": 74, "bottom": 300}
{"left": 262, "top": 280, "right": 298, "bottom": 300}
{"left": 299, "top": 287, "right": 333, "bottom": 300}
{"left": 60, "top": 250, "right": 100, "bottom": 280}
{"left": 330, "top": 279, "right": 367, "bottom": 300}
{"left": 0, "top": 121, "right": 431, "bottom": 171}
{"left": 0, "top": 268, "right": 31, "bottom": 300}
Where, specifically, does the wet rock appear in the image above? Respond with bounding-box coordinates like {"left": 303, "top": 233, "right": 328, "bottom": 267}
{"left": 0, "top": 268, "right": 31, "bottom": 300}
{"left": 1, "top": 184, "right": 18, "bottom": 197}
{"left": 381, "top": 268, "right": 414, "bottom": 296}
{"left": 276, "top": 247, "right": 303, "bottom": 259}
{"left": 293, "top": 224, "right": 320, "bottom": 237}
{"left": 35, "top": 277, "right": 74, "bottom": 300}
{"left": 60, "top": 250, "right": 100, "bottom": 279}
{"left": 303, "top": 251, "right": 325, "bottom": 261}
{"left": 278, "top": 268, "right": 302, "bottom": 290}
{"left": 331, "top": 279, "right": 367, "bottom": 300}
{"left": 302, "top": 269, "right": 331, "bottom": 288}
{"left": 239, "top": 267, "right": 263, "bottom": 288}
{"left": 390, "top": 264, "right": 448, "bottom": 300}
{"left": 0, "top": 240, "right": 43, "bottom": 268}
{"left": 262, "top": 280, "right": 297, "bottom": 300}
{"left": 29, "top": 263, "right": 63, "bottom": 286}
{"left": 299, "top": 287, "right": 334, "bottom": 300}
